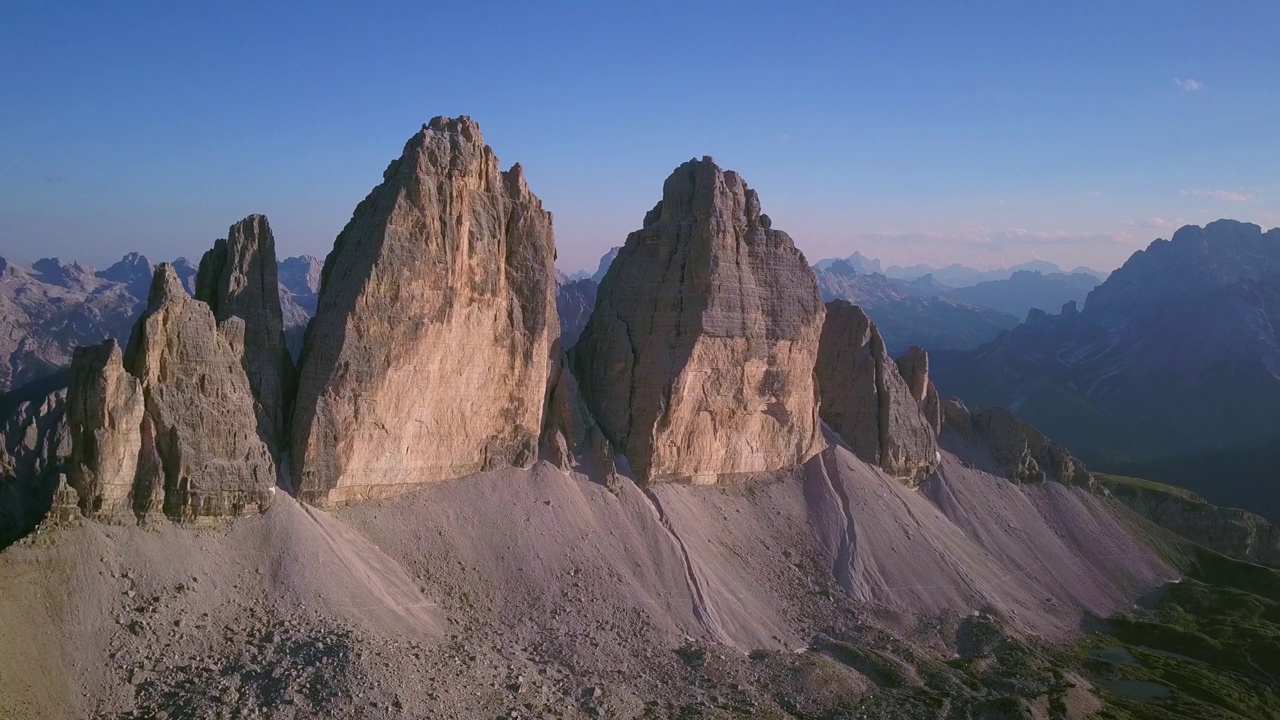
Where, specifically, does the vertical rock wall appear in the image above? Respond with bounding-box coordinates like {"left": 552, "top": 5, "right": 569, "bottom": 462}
{"left": 571, "top": 158, "right": 825, "bottom": 484}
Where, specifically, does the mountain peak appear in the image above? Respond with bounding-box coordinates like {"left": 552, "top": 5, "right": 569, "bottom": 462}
{"left": 424, "top": 114, "right": 483, "bottom": 143}
{"left": 572, "top": 158, "right": 824, "bottom": 483}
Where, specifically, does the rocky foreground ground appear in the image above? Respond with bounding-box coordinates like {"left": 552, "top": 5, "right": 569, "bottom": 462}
{"left": 0, "top": 444, "right": 1175, "bottom": 720}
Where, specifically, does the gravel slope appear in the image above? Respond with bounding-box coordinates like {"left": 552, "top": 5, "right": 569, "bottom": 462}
{"left": 0, "top": 443, "right": 1175, "bottom": 719}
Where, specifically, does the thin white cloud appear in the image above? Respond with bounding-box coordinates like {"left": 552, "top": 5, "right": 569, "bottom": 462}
{"left": 1180, "top": 188, "right": 1253, "bottom": 202}
{"left": 1123, "top": 217, "right": 1179, "bottom": 230}
{"left": 850, "top": 226, "right": 1123, "bottom": 251}
{"left": 1174, "top": 78, "right": 1203, "bottom": 92}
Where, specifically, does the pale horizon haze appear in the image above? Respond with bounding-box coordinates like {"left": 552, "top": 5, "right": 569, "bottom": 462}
{"left": 2, "top": 2, "right": 1278, "bottom": 275}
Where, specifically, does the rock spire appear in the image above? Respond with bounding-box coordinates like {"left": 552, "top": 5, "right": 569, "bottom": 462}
{"left": 815, "top": 300, "right": 939, "bottom": 485}
{"left": 290, "top": 116, "right": 559, "bottom": 504}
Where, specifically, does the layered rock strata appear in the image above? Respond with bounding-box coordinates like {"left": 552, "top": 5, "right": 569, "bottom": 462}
{"left": 815, "top": 300, "right": 939, "bottom": 485}
{"left": 65, "top": 340, "right": 145, "bottom": 518}
{"left": 571, "top": 157, "right": 824, "bottom": 484}
{"left": 66, "top": 265, "right": 277, "bottom": 522}
{"left": 195, "top": 214, "right": 293, "bottom": 447}
{"left": 290, "top": 116, "right": 558, "bottom": 504}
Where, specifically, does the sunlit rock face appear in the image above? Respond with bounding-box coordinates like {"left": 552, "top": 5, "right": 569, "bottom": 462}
{"left": 290, "top": 117, "right": 559, "bottom": 505}
{"left": 572, "top": 157, "right": 825, "bottom": 484}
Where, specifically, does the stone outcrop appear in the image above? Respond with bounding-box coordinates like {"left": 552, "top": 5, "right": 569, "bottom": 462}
{"left": 941, "top": 399, "right": 1092, "bottom": 487}
{"left": 124, "top": 264, "right": 277, "bottom": 519}
{"left": 571, "top": 157, "right": 824, "bottom": 484}
{"left": 895, "top": 345, "right": 942, "bottom": 434}
{"left": 290, "top": 116, "right": 558, "bottom": 504}
{"left": 63, "top": 265, "right": 277, "bottom": 523}
{"left": 65, "top": 340, "right": 145, "bottom": 519}
{"left": 195, "top": 214, "right": 293, "bottom": 447}
{"left": 1099, "top": 476, "right": 1280, "bottom": 566}
{"left": 815, "top": 300, "right": 938, "bottom": 485}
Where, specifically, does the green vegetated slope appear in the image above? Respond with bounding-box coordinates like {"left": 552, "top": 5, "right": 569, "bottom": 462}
{"left": 1096, "top": 473, "right": 1202, "bottom": 502}
{"left": 810, "top": 519, "right": 1280, "bottom": 718}
{"left": 1078, "top": 546, "right": 1280, "bottom": 719}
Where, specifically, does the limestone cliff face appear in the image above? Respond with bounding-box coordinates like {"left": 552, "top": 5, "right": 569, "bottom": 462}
{"left": 290, "top": 117, "right": 558, "bottom": 504}
{"left": 63, "top": 264, "right": 276, "bottom": 523}
{"left": 66, "top": 340, "right": 144, "bottom": 519}
{"left": 895, "top": 345, "right": 942, "bottom": 435}
{"left": 124, "top": 264, "right": 277, "bottom": 519}
{"left": 571, "top": 157, "right": 824, "bottom": 484}
{"left": 941, "top": 399, "right": 1092, "bottom": 487}
{"left": 815, "top": 300, "right": 938, "bottom": 485}
{"left": 195, "top": 214, "right": 293, "bottom": 447}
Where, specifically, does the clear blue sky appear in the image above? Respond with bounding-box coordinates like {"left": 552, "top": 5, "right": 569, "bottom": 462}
{"left": 2, "top": 1, "right": 1277, "bottom": 274}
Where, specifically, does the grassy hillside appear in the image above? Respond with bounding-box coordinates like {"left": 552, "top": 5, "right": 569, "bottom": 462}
{"left": 1078, "top": 547, "right": 1280, "bottom": 719}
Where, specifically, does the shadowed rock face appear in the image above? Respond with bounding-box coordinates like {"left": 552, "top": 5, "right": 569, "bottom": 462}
{"left": 290, "top": 116, "right": 559, "bottom": 504}
{"left": 571, "top": 157, "right": 824, "bottom": 484}
{"left": 195, "top": 214, "right": 294, "bottom": 448}
{"left": 0, "top": 378, "right": 68, "bottom": 545}
{"left": 941, "top": 398, "right": 1093, "bottom": 487}
{"left": 815, "top": 300, "right": 939, "bottom": 485}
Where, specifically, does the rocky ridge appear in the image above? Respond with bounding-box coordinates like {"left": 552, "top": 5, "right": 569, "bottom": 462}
{"left": 1099, "top": 475, "right": 1280, "bottom": 567}
{"left": 814, "top": 300, "right": 939, "bottom": 485}
{"left": 941, "top": 398, "right": 1093, "bottom": 487}
{"left": 571, "top": 157, "right": 825, "bottom": 484}
{"left": 931, "top": 220, "right": 1280, "bottom": 468}
{"left": 66, "top": 258, "right": 279, "bottom": 523}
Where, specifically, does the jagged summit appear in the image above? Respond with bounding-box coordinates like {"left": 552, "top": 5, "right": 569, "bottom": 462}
{"left": 571, "top": 157, "right": 824, "bottom": 483}
{"left": 423, "top": 114, "right": 483, "bottom": 141}
{"left": 290, "top": 117, "right": 558, "bottom": 504}
{"left": 68, "top": 258, "right": 277, "bottom": 522}
{"left": 815, "top": 300, "right": 939, "bottom": 485}
{"left": 96, "top": 252, "right": 152, "bottom": 290}
{"left": 196, "top": 215, "right": 293, "bottom": 448}
{"left": 141, "top": 262, "right": 187, "bottom": 309}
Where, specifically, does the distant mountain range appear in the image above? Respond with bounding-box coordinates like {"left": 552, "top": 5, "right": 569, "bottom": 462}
{"left": 569, "top": 250, "right": 1108, "bottom": 290}
{"left": 563, "top": 248, "right": 1105, "bottom": 356}
{"left": 886, "top": 259, "right": 1109, "bottom": 286}
{"left": 0, "top": 252, "right": 321, "bottom": 394}
{"left": 807, "top": 259, "right": 1102, "bottom": 353}
{"left": 931, "top": 219, "right": 1280, "bottom": 520}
